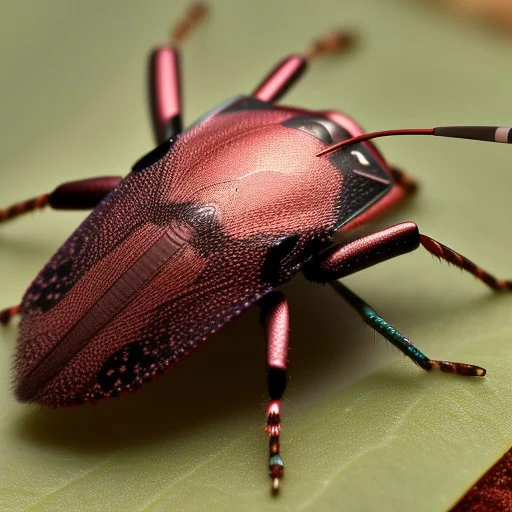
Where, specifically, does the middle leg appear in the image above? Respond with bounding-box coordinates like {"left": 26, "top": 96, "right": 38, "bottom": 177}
{"left": 259, "top": 291, "right": 290, "bottom": 494}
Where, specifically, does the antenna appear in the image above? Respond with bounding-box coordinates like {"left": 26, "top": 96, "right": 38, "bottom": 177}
{"left": 316, "top": 126, "right": 512, "bottom": 157}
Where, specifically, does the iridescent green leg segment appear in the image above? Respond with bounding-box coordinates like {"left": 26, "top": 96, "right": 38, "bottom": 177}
{"left": 330, "top": 281, "right": 486, "bottom": 377}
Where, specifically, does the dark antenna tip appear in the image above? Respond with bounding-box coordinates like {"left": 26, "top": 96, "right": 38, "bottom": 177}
{"left": 433, "top": 126, "right": 512, "bottom": 144}
{"left": 317, "top": 125, "right": 512, "bottom": 157}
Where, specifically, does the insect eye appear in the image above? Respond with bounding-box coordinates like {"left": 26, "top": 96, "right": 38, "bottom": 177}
{"left": 282, "top": 116, "right": 347, "bottom": 145}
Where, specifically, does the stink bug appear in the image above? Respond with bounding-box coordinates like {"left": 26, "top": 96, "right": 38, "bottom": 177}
{"left": 1, "top": 2, "right": 511, "bottom": 495}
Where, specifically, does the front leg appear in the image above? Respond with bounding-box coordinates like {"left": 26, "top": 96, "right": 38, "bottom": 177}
{"left": 303, "top": 221, "right": 512, "bottom": 376}
{"left": 304, "top": 222, "right": 421, "bottom": 281}
{"left": 252, "top": 32, "right": 353, "bottom": 104}
{"left": 304, "top": 221, "right": 512, "bottom": 291}
{"left": 330, "top": 281, "right": 485, "bottom": 377}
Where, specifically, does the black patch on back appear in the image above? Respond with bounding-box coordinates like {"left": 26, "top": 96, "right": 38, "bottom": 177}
{"left": 222, "top": 96, "right": 275, "bottom": 114}
{"left": 329, "top": 143, "right": 393, "bottom": 229}
{"left": 131, "top": 137, "right": 176, "bottom": 173}
{"left": 283, "top": 116, "right": 332, "bottom": 144}
{"left": 97, "top": 335, "right": 173, "bottom": 395}
{"left": 261, "top": 235, "right": 299, "bottom": 285}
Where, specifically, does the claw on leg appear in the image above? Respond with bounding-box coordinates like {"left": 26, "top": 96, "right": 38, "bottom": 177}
{"left": 328, "top": 281, "right": 487, "bottom": 378}
{"left": 429, "top": 359, "right": 486, "bottom": 377}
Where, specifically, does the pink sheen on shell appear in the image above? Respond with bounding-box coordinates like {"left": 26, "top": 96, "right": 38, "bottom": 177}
{"left": 15, "top": 101, "right": 395, "bottom": 406}
{"left": 266, "top": 297, "right": 289, "bottom": 369}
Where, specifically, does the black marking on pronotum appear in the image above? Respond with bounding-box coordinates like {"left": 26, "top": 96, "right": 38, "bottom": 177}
{"left": 433, "top": 126, "right": 512, "bottom": 144}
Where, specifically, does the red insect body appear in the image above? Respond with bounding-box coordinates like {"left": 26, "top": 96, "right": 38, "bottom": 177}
{"left": 3, "top": 4, "right": 508, "bottom": 496}
{"left": 15, "top": 97, "right": 395, "bottom": 406}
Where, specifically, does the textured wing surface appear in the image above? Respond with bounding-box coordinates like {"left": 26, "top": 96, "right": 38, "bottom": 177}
{"left": 15, "top": 106, "right": 308, "bottom": 405}
{"left": 15, "top": 99, "right": 392, "bottom": 405}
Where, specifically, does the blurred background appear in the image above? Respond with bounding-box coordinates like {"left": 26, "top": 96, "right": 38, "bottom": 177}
{"left": 0, "top": 1, "right": 511, "bottom": 511}
{"left": 432, "top": 0, "right": 512, "bottom": 31}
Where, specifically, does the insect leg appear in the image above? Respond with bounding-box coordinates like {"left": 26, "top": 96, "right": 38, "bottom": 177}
{"left": 252, "top": 32, "right": 354, "bottom": 103}
{"left": 259, "top": 291, "right": 289, "bottom": 494}
{"left": 0, "top": 305, "right": 20, "bottom": 326}
{"left": 305, "top": 221, "right": 512, "bottom": 292}
{"left": 251, "top": 55, "right": 308, "bottom": 103}
{"left": 149, "top": 48, "right": 182, "bottom": 144}
{"left": 149, "top": 3, "right": 207, "bottom": 143}
{"left": 304, "top": 222, "right": 421, "bottom": 282}
{"left": 0, "top": 176, "right": 121, "bottom": 224}
{"left": 330, "top": 281, "right": 485, "bottom": 377}
{"left": 0, "top": 194, "right": 50, "bottom": 224}
{"left": 419, "top": 235, "right": 512, "bottom": 291}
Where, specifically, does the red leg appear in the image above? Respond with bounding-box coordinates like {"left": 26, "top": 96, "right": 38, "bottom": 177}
{"left": 259, "top": 292, "right": 289, "bottom": 494}
{"left": 0, "top": 176, "right": 121, "bottom": 224}
{"left": 0, "top": 305, "right": 20, "bottom": 326}
{"left": 149, "top": 48, "right": 182, "bottom": 144}
{"left": 303, "top": 223, "right": 502, "bottom": 376}
{"left": 304, "top": 221, "right": 512, "bottom": 292}
{"left": 304, "top": 222, "right": 421, "bottom": 282}
{"left": 252, "top": 31, "right": 354, "bottom": 103}
{"left": 419, "top": 235, "right": 512, "bottom": 291}
{"left": 252, "top": 55, "right": 308, "bottom": 103}
{"left": 149, "top": 3, "right": 207, "bottom": 143}
{"left": 0, "top": 194, "right": 49, "bottom": 223}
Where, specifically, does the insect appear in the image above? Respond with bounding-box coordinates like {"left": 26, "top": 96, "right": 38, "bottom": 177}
{"left": 1, "top": 2, "right": 511, "bottom": 495}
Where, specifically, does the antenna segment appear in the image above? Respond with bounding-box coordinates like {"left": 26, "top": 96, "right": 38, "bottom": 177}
{"left": 317, "top": 126, "right": 512, "bottom": 157}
